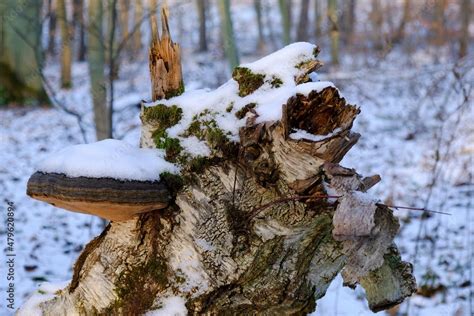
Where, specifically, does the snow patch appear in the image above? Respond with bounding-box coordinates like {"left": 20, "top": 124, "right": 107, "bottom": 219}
{"left": 36, "top": 139, "right": 179, "bottom": 181}
{"left": 145, "top": 296, "right": 187, "bottom": 316}
{"left": 16, "top": 282, "right": 68, "bottom": 316}
{"left": 290, "top": 127, "right": 342, "bottom": 142}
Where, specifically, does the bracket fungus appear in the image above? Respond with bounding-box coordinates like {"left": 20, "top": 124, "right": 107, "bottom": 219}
{"left": 26, "top": 139, "right": 178, "bottom": 221}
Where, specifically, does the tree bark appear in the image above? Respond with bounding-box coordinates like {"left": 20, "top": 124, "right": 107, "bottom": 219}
{"left": 27, "top": 47, "right": 416, "bottom": 315}
{"left": 88, "top": 0, "right": 109, "bottom": 141}
{"left": 0, "top": 0, "right": 49, "bottom": 104}
{"left": 57, "top": 0, "right": 73, "bottom": 88}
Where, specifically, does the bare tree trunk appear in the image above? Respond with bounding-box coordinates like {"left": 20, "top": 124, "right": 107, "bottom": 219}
{"left": 393, "top": 0, "right": 410, "bottom": 44}
{"left": 345, "top": 0, "right": 356, "bottom": 43}
{"left": 24, "top": 44, "right": 416, "bottom": 315}
{"left": 433, "top": 0, "right": 446, "bottom": 46}
{"left": 0, "top": 0, "right": 49, "bottom": 104}
{"left": 254, "top": 0, "right": 265, "bottom": 51}
{"left": 370, "top": 0, "right": 384, "bottom": 49}
{"left": 133, "top": 0, "right": 144, "bottom": 54}
{"left": 278, "top": 0, "right": 291, "bottom": 44}
{"left": 119, "top": 0, "right": 130, "bottom": 55}
{"left": 459, "top": 0, "right": 471, "bottom": 58}
{"left": 47, "top": 0, "right": 57, "bottom": 56}
{"left": 218, "top": 0, "right": 240, "bottom": 71}
{"left": 58, "top": 0, "right": 73, "bottom": 88}
{"left": 314, "top": 0, "right": 322, "bottom": 38}
{"left": 88, "top": 0, "right": 109, "bottom": 141}
{"left": 297, "top": 0, "right": 310, "bottom": 41}
{"left": 327, "top": 0, "right": 339, "bottom": 65}
{"left": 196, "top": 0, "right": 208, "bottom": 52}
{"left": 73, "top": 0, "right": 87, "bottom": 61}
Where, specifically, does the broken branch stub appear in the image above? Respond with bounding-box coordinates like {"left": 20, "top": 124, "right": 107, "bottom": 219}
{"left": 149, "top": 8, "right": 183, "bottom": 101}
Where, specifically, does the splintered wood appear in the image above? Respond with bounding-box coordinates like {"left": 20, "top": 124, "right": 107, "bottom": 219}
{"left": 149, "top": 7, "right": 183, "bottom": 101}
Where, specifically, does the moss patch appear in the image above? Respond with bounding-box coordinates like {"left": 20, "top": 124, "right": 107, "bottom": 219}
{"left": 235, "top": 103, "right": 257, "bottom": 119}
{"left": 232, "top": 67, "right": 265, "bottom": 97}
{"left": 270, "top": 76, "right": 283, "bottom": 88}
{"left": 143, "top": 104, "right": 183, "bottom": 127}
{"left": 110, "top": 257, "right": 169, "bottom": 315}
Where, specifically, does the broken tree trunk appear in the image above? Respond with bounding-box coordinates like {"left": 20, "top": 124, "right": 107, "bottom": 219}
{"left": 24, "top": 41, "right": 416, "bottom": 315}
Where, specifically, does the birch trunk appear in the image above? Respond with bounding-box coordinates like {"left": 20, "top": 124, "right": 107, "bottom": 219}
{"left": 27, "top": 47, "right": 416, "bottom": 315}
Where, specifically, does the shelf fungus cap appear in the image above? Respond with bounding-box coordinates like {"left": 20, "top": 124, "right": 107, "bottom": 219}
{"left": 26, "top": 139, "right": 179, "bottom": 221}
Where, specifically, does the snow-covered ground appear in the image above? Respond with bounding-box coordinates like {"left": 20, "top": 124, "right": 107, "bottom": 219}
{"left": 1, "top": 1, "right": 473, "bottom": 315}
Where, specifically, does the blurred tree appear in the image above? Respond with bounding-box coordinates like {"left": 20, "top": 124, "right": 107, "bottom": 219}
{"left": 278, "top": 0, "right": 291, "bottom": 44}
{"left": 297, "top": 0, "right": 310, "bottom": 41}
{"left": 433, "top": 0, "right": 447, "bottom": 46}
{"left": 370, "top": 0, "right": 384, "bottom": 49}
{"left": 393, "top": 0, "right": 410, "bottom": 43}
{"left": 218, "top": 0, "right": 240, "bottom": 70}
{"left": 73, "top": 0, "right": 87, "bottom": 61}
{"left": 47, "top": 0, "right": 57, "bottom": 56}
{"left": 196, "top": 0, "right": 208, "bottom": 51}
{"left": 314, "top": 0, "right": 322, "bottom": 38}
{"left": 459, "top": 0, "right": 471, "bottom": 57}
{"left": 119, "top": 0, "right": 130, "bottom": 54}
{"left": 58, "top": 0, "right": 73, "bottom": 88}
{"left": 254, "top": 0, "right": 265, "bottom": 51}
{"left": 327, "top": 0, "right": 339, "bottom": 65}
{"left": 343, "top": 0, "right": 356, "bottom": 43}
{"left": 0, "top": 0, "right": 49, "bottom": 104}
{"left": 134, "top": 0, "right": 144, "bottom": 54}
{"left": 88, "top": 0, "right": 110, "bottom": 140}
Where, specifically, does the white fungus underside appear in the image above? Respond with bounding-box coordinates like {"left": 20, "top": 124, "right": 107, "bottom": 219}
{"left": 36, "top": 139, "right": 179, "bottom": 181}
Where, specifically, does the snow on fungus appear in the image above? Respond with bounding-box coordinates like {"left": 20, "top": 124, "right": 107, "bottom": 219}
{"left": 27, "top": 139, "right": 177, "bottom": 221}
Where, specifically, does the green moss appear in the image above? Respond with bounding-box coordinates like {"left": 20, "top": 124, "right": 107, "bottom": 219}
{"left": 235, "top": 103, "right": 257, "bottom": 119}
{"left": 152, "top": 129, "right": 182, "bottom": 161}
{"left": 159, "top": 172, "right": 184, "bottom": 195}
{"left": 110, "top": 257, "right": 169, "bottom": 314}
{"left": 143, "top": 104, "right": 183, "bottom": 128}
{"left": 232, "top": 67, "right": 265, "bottom": 97}
{"left": 226, "top": 102, "right": 234, "bottom": 113}
{"left": 270, "top": 76, "right": 283, "bottom": 88}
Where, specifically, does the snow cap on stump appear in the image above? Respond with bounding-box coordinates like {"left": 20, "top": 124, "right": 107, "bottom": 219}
{"left": 26, "top": 139, "right": 179, "bottom": 221}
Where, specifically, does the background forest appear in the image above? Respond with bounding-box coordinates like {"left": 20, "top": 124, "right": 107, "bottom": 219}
{"left": 0, "top": 0, "right": 473, "bottom": 315}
